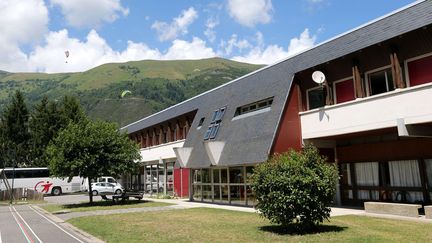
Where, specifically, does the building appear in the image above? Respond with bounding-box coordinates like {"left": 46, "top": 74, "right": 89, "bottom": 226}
{"left": 121, "top": 1, "right": 432, "bottom": 206}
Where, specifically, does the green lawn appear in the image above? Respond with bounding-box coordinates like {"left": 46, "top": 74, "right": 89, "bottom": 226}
{"left": 41, "top": 200, "right": 172, "bottom": 213}
{"left": 69, "top": 207, "right": 432, "bottom": 243}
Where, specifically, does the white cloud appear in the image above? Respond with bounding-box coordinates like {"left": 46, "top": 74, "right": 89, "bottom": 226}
{"left": 232, "top": 29, "right": 316, "bottom": 64}
{"left": 21, "top": 29, "right": 215, "bottom": 73}
{"left": 287, "top": 29, "right": 316, "bottom": 55}
{"left": 204, "top": 17, "right": 219, "bottom": 43}
{"left": 219, "top": 34, "right": 251, "bottom": 56}
{"left": 0, "top": 0, "right": 48, "bottom": 44}
{"left": 152, "top": 7, "right": 198, "bottom": 42}
{"left": 164, "top": 37, "right": 216, "bottom": 60}
{"left": 0, "top": 0, "right": 48, "bottom": 72}
{"left": 51, "top": 0, "right": 129, "bottom": 28}
{"left": 227, "top": 0, "right": 273, "bottom": 27}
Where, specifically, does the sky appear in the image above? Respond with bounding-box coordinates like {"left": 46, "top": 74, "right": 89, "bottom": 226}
{"left": 0, "top": 0, "right": 416, "bottom": 73}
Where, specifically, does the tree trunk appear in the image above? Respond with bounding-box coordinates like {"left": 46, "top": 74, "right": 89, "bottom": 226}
{"left": 88, "top": 178, "right": 93, "bottom": 204}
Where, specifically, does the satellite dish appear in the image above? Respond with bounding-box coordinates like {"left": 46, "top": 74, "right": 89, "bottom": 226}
{"left": 312, "top": 71, "right": 326, "bottom": 84}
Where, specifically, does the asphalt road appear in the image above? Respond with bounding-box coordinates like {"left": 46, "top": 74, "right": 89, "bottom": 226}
{"left": 0, "top": 204, "right": 87, "bottom": 243}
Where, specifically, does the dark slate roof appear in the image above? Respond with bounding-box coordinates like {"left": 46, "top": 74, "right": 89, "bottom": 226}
{"left": 121, "top": 0, "right": 432, "bottom": 168}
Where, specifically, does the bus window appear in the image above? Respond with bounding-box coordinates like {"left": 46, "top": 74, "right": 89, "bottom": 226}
{"left": 33, "top": 169, "right": 49, "bottom": 178}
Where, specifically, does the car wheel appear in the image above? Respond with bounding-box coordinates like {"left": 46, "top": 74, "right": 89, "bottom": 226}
{"left": 115, "top": 189, "right": 122, "bottom": 195}
{"left": 92, "top": 190, "right": 98, "bottom": 196}
{"left": 51, "top": 187, "right": 62, "bottom": 196}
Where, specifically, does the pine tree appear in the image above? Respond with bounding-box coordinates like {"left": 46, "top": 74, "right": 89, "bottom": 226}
{"left": 59, "top": 95, "right": 86, "bottom": 125}
{"left": 2, "top": 91, "right": 30, "bottom": 166}
{"left": 29, "top": 97, "right": 63, "bottom": 166}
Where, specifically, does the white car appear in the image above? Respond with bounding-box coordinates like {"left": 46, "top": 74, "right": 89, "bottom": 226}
{"left": 91, "top": 182, "right": 124, "bottom": 196}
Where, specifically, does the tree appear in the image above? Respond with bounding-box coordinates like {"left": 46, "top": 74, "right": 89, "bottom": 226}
{"left": 1, "top": 91, "right": 30, "bottom": 166}
{"left": 46, "top": 119, "right": 140, "bottom": 203}
{"left": 29, "top": 97, "right": 63, "bottom": 166}
{"left": 251, "top": 145, "right": 339, "bottom": 230}
{"left": 59, "top": 95, "right": 86, "bottom": 125}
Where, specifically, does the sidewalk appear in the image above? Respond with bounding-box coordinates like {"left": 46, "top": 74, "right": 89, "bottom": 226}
{"left": 144, "top": 197, "right": 365, "bottom": 216}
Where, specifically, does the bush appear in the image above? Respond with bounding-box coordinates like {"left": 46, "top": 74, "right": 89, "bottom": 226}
{"left": 251, "top": 145, "right": 339, "bottom": 229}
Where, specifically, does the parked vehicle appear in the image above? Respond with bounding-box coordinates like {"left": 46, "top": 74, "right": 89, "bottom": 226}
{"left": 91, "top": 182, "right": 124, "bottom": 196}
{"left": 0, "top": 167, "right": 84, "bottom": 196}
{"left": 82, "top": 176, "right": 122, "bottom": 191}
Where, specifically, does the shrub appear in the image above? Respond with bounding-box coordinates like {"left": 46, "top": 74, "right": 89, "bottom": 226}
{"left": 251, "top": 145, "right": 339, "bottom": 229}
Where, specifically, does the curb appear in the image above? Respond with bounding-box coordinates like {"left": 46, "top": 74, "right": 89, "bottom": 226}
{"left": 33, "top": 205, "right": 105, "bottom": 243}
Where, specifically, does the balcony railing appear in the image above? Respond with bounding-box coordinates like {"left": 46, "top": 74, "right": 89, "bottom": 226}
{"left": 299, "top": 82, "right": 432, "bottom": 139}
{"left": 139, "top": 139, "right": 185, "bottom": 163}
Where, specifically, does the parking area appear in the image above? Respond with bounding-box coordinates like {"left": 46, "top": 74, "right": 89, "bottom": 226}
{"left": 44, "top": 193, "right": 103, "bottom": 205}
{"left": 0, "top": 204, "right": 89, "bottom": 243}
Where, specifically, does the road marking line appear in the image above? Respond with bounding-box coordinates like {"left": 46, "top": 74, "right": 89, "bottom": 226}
{"left": 9, "top": 206, "right": 33, "bottom": 243}
{"left": 27, "top": 205, "right": 84, "bottom": 243}
{"left": 12, "top": 206, "right": 43, "bottom": 243}
{"left": 0, "top": 230, "right": 3, "bottom": 243}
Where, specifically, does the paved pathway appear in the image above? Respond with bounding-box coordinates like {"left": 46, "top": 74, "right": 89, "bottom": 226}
{"left": 43, "top": 194, "right": 365, "bottom": 220}
{"left": 55, "top": 204, "right": 188, "bottom": 220}
{"left": 0, "top": 204, "right": 95, "bottom": 243}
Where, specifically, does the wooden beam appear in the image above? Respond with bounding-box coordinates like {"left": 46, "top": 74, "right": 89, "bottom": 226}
{"left": 353, "top": 65, "right": 364, "bottom": 98}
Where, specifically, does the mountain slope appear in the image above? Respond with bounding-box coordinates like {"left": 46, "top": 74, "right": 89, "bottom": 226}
{"left": 0, "top": 58, "right": 263, "bottom": 126}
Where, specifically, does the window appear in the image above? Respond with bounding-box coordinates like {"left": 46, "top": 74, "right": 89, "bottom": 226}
{"left": 197, "top": 117, "right": 205, "bottom": 127}
{"left": 367, "top": 68, "right": 394, "bottom": 96}
{"left": 307, "top": 87, "right": 325, "bottom": 110}
{"left": 216, "top": 107, "right": 226, "bottom": 121}
{"left": 204, "top": 107, "right": 226, "bottom": 140}
{"left": 209, "top": 124, "right": 220, "bottom": 139}
{"left": 210, "top": 110, "right": 218, "bottom": 123}
{"left": 234, "top": 97, "right": 273, "bottom": 117}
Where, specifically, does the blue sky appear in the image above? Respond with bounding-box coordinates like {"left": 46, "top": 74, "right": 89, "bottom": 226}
{"left": 0, "top": 0, "right": 416, "bottom": 73}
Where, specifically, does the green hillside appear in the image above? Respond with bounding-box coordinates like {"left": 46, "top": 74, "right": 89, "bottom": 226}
{"left": 0, "top": 58, "right": 263, "bottom": 126}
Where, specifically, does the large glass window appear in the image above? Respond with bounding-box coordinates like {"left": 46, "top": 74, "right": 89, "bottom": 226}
{"left": 307, "top": 88, "right": 325, "bottom": 110}
{"left": 166, "top": 162, "right": 174, "bottom": 195}
{"left": 202, "top": 185, "right": 212, "bottom": 202}
{"left": 355, "top": 162, "right": 379, "bottom": 200}
{"left": 230, "top": 185, "right": 245, "bottom": 205}
{"left": 202, "top": 169, "right": 211, "bottom": 183}
{"left": 221, "top": 169, "right": 228, "bottom": 183}
{"left": 388, "top": 160, "right": 423, "bottom": 203}
{"left": 341, "top": 160, "right": 426, "bottom": 204}
{"left": 229, "top": 167, "right": 244, "bottom": 184}
{"left": 368, "top": 68, "right": 394, "bottom": 96}
{"left": 191, "top": 166, "right": 256, "bottom": 206}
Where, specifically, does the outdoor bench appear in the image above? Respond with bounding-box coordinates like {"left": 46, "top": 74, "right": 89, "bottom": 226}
{"left": 364, "top": 202, "right": 421, "bottom": 218}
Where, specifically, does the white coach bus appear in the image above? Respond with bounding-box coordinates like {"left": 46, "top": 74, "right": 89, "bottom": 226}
{"left": 0, "top": 167, "right": 84, "bottom": 196}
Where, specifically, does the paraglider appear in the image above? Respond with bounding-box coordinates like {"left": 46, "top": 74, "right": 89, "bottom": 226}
{"left": 65, "top": 50, "right": 69, "bottom": 63}
{"left": 121, "top": 90, "right": 132, "bottom": 98}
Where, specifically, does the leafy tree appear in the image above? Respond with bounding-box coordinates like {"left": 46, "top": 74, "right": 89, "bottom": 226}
{"left": 251, "top": 145, "right": 339, "bottom": 230}
{"left": 1, "top": 91, "right": 30, "bottom": 166}
{"left": 46, "top": 119, "right": 140, "bottom": 203}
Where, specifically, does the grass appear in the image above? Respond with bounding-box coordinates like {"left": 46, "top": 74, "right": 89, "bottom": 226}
{"left": 41, "top": 200, "right": 172, "bottom": 213}
{"left": 68, "top": 207, "right": 432, "bottom": 243}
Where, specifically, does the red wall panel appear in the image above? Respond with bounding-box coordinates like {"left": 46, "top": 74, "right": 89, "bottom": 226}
{"left": 408, "top": 55, "right": 432, "bottom": 86}
{"left": 335, "top": 79, "right": 355, "bottom": 104}
{"left": 174, "top": 168, "right": 189, "bottom": 197}
{"left": 271, "top": 84, "right": 302, "bottom": 154}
